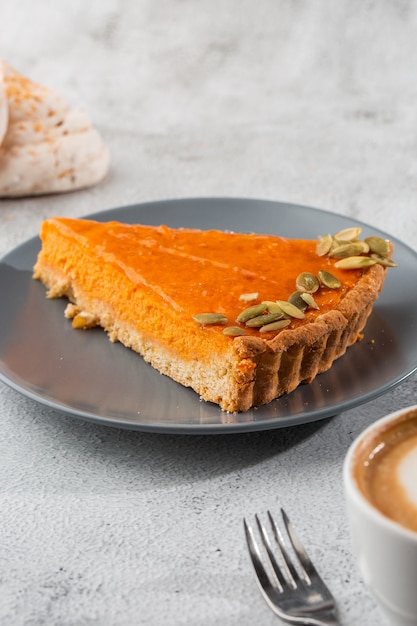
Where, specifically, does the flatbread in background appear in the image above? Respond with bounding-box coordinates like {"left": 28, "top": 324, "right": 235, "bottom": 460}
{"left": 0, "top": 61, "right": 109, "bottom": 197}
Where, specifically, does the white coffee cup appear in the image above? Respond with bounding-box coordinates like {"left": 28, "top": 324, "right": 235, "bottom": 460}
{"left": 343, "top": 405, "right": 417, "bottom": 626}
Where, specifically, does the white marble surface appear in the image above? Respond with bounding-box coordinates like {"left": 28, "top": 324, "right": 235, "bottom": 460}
{"left": 1, "top": 2, "right": 417, "bottom": 625}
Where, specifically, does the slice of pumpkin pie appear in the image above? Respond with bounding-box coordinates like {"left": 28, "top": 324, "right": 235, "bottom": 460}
{"left": 33, "top": 218, "right": 394, "bottom": 412}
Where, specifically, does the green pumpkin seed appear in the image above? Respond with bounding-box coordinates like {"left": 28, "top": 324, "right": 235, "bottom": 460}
{"left": 334, "top": 256, "right": 377, "bottom": 269}
{"left": 318, "top": 270, "right": 341, "bottom": 289}
{"left": 246, "top": 312, "right": 284, "bottom": 327}
{"left": 193, "top": 313, "right": 228, "bottom": 325}
{"left": 316, "top": 234, "right": 333, "bottom": 256}
{"left": 356, "top": 241, "right": 370, "bottom": 253}
{"left": 222, "top": 326, "right": 247, "bottom": 336}
{"left": 301, "top": 293, "right": 320, "bottom": 309}
{"left": 330, "top": 242, "right": 369, "bottom": 258}
{"left": 288, "top": 291, "right": 308, "bottom": 312}
{"left": 239, "top": 292, "right": 259, "bottom": 302}
{"left": 262, "top": 301, "right": 286, "bottom": 316}
{"left": 296, "top": 271, "right": 320, "bottom": 293}
{"left": 365, "top": 236, "right": 390, "bottom": 257}
{"left": 333, "top": 227, "right": 362, "bottom": 242}
{"left": 276, "top": 300, "right": 306, "bottom": 319}
{"left": 236, "top": 303, "right": 267, "bottom": 323}
{"left": 259, "top": 319, "right": 291, "bottom": 333}
{"left": 370, "top": 254, "right": 398, "bottom": 268}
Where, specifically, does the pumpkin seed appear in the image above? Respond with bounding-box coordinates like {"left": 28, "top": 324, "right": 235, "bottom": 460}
{"left": 301, "top": 293, "right": 320, "bottom": 309}
{"left": 236, "top": 303, "right": 267, "bottom": 323}
{"left": 222, "top": 326, "right": 247, "bottom": 336}
{"left": 276, "top": 300, "right": 306, "bottom": 319}
{"left": 259, "top": 319, "right": 291, "bottom": 333}
{"left": 334, "top": 256, "right": 377, "bottom": 269}
{"left": 262, "top": 301, "right": 286, "bottom": 316}
{"left": 365, "top": 236, "right": 390, "bottom": 257}
{"left": 318, "top": 270, "right": 341, "bottom": 289}
{"left": 193, "top": 313, "right": 228, "bottom": 325}
{"left": 239, "top": 292, "right": 259, "bottom": 302}
{"left": 333, "top": 227, "right": 362, "bottom": 242}
{"left": 246, "top": 312, "right": 284, "bottom": 327}
{"left": 356, "top": 241, "right": 370, "bottom": 253}
{"left": 296, "top": 271, "right": 320, "bottom": 293}
{"left": 316, "top": 234, "right": 333, "bottom": 256}
{"left": 329, "top": 238, "right": 343, "bottom": 253}
{"left": 330, "top": 242, "right": 369, "bottom": 258}
{"left": 288, "top": 291, "right": 308, "bottom": 312}
{"left": 370, "top": 254, "right": 398, "bottom": 268}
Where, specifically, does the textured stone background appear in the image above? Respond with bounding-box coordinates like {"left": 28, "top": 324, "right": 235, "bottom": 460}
{"left": 0, "top": 2, "right": 416, "bottom": 625}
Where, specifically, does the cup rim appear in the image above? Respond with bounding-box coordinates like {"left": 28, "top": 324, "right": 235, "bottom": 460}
{"left": 343, "top": 404, "right": 417, "bottom": 541}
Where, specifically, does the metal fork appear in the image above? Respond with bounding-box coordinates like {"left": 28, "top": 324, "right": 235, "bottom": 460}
{"left": 243, "top": 509, "right": 340, "bottom": 625}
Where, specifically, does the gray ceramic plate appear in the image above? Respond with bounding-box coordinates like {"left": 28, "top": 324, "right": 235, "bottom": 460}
{"left": 1, "top": 197, "right": 416, "bottom": 433}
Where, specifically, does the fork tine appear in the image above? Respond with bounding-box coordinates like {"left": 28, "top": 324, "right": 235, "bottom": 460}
{"left": 279, "top": 508, "right": 315, "bottom": 583}
{"left": 267, "top": 510, "right": 300, "bottom": 587}
{"left": 281, "top": 508, "right": 334, "bottom": 597}
{"left": 243, "top": 518, "right": 275, "bottom": 592}
{"left": 254, "top": 515, "right": 287, "bottom": 589}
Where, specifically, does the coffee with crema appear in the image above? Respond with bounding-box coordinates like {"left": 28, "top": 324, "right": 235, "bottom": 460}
{"left": 352, "top": 407, "right": 417, "bottom": 533}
